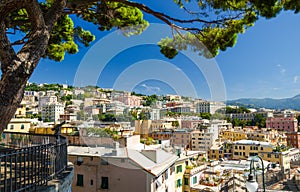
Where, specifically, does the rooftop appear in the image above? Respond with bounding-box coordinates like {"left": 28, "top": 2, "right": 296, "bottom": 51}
{"left": 233, "top": 140, "right": 272, "bottom": 147}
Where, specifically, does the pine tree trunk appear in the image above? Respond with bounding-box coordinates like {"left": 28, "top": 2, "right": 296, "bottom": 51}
{"left": 0, "top": 63, "right": 29, "bottom": 132}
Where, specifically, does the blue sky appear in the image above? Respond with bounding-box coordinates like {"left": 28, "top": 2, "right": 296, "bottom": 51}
{"left": 29, "top": 1, "right": 300, "bottom": 100}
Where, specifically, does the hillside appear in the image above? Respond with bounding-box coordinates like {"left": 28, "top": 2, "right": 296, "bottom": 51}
{"left": 227, "top": 94, "right": 300, "bottom": 110}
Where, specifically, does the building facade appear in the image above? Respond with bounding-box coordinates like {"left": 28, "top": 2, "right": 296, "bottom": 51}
{"left": 266, "top": 115, "right": 298, "bottom": 132}
{"left": 196, "top": 101, "right": 225, "bottom": 114}
{"left": 286, "top": 132, "right": 300, "bottom": 148}
{"left": 41, "top": 102, "right": 65, "bottom": 122}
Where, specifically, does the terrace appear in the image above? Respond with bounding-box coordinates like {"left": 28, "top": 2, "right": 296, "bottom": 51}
{"left": 0, "top": 132, "right": 73, "bottom": 191}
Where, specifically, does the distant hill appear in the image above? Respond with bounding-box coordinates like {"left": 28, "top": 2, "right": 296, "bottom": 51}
{"left": 227, "top": 94, "right": 300, "bottom": 110}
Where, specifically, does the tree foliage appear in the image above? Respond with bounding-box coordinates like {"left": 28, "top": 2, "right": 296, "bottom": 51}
{"left": 199, "top": 112, "right": 211, "bottom": 119}
{"left": 142, "top": 94, "right": 158, "bottom": 106}
{"left": 227, "top": 114, "right": 266, "bottom": 128}
{"left": 225, "top": 106, "right": 250, "bottom": 114}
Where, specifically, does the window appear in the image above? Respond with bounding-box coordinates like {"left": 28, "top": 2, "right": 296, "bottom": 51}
{"left": 10, "top": 125, "right": 14, "bottom": 130}
{"left": 21, "top": 124, "right": 25, "bottom": 129}
{"left": 193, "top": 176, "right": 197, "bottom": 184}
{"left": 267, "top": 154, "right": 271, "bottom": 158}
{"left": 184, "top": 178, "right": 189, "bottom": 185}
{"left": 165, "top": 170, "right": 169, "bottom": 180}
{"left": 176, "top": 165, "right": 182, "bottom": 173}
{"left": 170, "top": 166, "right": 175, "bottom": 175}
{"left": 101, "top": 177, "right": 109, "bottom": 189}
{"left": 90, "top": 179, "right": 93, "bottom": 185}
{"left": 76, "top": 174, "right": 84, "bottom": 186}
{"left": 101, "top": 158, "right": 109, "bottom": 165}
{"left": 176, "top": 179, "right": 182, "bottom": 187}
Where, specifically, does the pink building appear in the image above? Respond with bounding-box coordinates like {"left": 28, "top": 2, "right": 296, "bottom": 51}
{"left": 170, "top": 130, "right": 192, "bottom": 149}
{"left": 68, "top": 137, "right": 177, "bottom": 192}
{"left": 113, "top": 92, "right": 142, "bottom": 107}
{"left": 266, "top": 115, "right": 298, "bottom": 132}
{"left": 181, "top": 120, "right": 203, "bottom": 129}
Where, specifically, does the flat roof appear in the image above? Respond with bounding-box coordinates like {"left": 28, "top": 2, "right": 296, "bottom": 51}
{"left": 233, "top": 140, "right": 272, "bottom": 147}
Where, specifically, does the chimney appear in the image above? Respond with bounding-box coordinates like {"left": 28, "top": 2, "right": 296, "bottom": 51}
{"left": 141, "top": 150, "right": 158, "bottom": 163}
{"left": 112, "top": 142, "right": 119, "bottom": 156}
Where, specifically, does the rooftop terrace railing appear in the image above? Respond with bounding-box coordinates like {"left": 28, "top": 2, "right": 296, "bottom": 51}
{"left": 0, "top": 132, "right": 67, "bottom": 192}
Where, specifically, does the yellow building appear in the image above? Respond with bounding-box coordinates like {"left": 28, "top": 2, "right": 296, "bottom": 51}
{"left": 15, "top": 103, "right": 27, "bottom": 118}
{"left": 29, "top": 123, "right": 77, "bottom": 135}
{"left": 150, "top": 120, "right": 173, "bottom": 131}
{"left": 134, "top": 120, "right": 152, "bottom": 136}
{"left": 247, "top": 132, "right": 267, "bottom": 142}
{"left": 221, "top": 130, "right": 247, "bottom": 142}
{"left": 232, "top": 140, "right": 290, "bottom": 172}
{"left": 221, "top": 128, "right": 287, "bottom": 146}
{"left": 208, "top": 142, "right": 233, "bottom": 160}
{"left": 175, "top": 150, "right": 207, "bottom": 192}
{"left": 247, "top": 128, "right": 287, "bottom": 145}
{"left": 5, "top": 118, "right": 33, "bottom": 133}
{"left": 174, "top": 157, "right": 186, "bottom": 192}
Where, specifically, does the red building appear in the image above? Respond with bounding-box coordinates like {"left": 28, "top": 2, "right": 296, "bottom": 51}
{"left": 286, "top": 132, "right": 300, "bottom": 148}
{"left": 266, "top": 115, "right": 298, "bottom": 132}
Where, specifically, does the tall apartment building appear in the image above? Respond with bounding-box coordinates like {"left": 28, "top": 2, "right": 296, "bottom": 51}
{"left": 112, "top": 92, "right": 142, "bottom": 107}
{"left": 38, "top": 94, "right": 58, "bottom": 110}
{"left": 170, "top": 130, "right": 192, "bottom": 149}
{"left": 196, "top": 101, "right": 225, "bottom": 114}
{"left": 286, "top": 132, "right": 300, "bottom": 148}
{"left": 41, "top": 102, "right": 64, "bottom": 122}
{"left": 266, "top": 114, "right": 298, "bottom": 132}
{"left": 191, "top": 130, "right": 215, "bottom": 151}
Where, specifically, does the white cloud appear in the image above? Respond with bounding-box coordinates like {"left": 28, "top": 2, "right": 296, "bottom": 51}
{"left": 294, "top": 76, "right": 300, "bottom": 83}
{"left": 277, "top": 64, "right": 286, "bottom": 75}
{"left": 140, "top": 84, "right": 161, "bottom": 93}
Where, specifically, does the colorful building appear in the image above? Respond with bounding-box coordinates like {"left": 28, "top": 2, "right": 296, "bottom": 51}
{"left": 68, "top": 137, "right": 178, "bottom": 192}
{"left": 266, "top": 115, "right": 298, "bottom": 132}
{"left": 286, "top": 132, "right": 300, "bottom": 148}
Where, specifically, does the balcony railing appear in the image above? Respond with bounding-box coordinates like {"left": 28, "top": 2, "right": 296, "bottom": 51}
{"left": 0, "top": 132, "right": 67, "bottom": 191}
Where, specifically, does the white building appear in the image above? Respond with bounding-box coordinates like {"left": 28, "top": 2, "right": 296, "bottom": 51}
{"left": 41, "top": 102, "right": 65, "bottom": 122}
{"left": 196, "top": 101, "right": 226, "bottom": 114}
{"left": 149, "top": 108, "right": 161, "bottom": 120}
{"left": 191, "top": 124, "right": 220, "bottom": 152}
{"left": 38, "top": 95, "right": 58, "bottom": 110}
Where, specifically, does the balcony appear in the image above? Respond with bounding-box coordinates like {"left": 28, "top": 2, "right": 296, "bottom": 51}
{"left": 185, "top": 164, "right": 207, "bottom": 175}
{"left": 0, "top": 132, "right": 72, "bottom": 191}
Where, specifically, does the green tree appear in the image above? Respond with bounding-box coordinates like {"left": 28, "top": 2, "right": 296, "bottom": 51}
{"left": 98, "top": 113, "right": 117, "bottom": 122}
{"left": 0, "top": 1, "right": 298, "bottom": 133}
{"left": 199, "top": 112, "right": 211, "bottom": 120}
{"left": 143, "top": 94, "right": 158, "bottom": 106}
{"left": 172, "top": 121, "right": 180, "bottom": 128}
{"left": 225, "top": 106, "right": 250, "bottom": 114}
{"left": 253, "top": 114, "right": 266, "bottom": 128}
